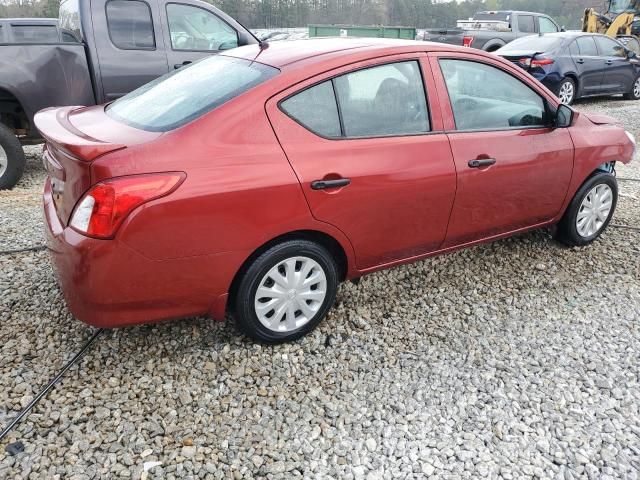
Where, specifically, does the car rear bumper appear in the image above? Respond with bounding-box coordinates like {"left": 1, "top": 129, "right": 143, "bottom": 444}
{"left": 43, "top": 178, "right": 238, "bottom": 328}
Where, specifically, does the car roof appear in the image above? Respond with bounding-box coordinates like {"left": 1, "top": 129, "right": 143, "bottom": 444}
{"left": 229, "top": 37, "right": 477, "bottom": 69}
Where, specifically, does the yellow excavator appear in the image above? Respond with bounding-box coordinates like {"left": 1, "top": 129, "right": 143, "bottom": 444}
{"left": 583, "top": 0, "right": 640, "bottom": 53}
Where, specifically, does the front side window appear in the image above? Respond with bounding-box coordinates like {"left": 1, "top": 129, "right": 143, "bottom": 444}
{"left": 440, "top": 59, "right": 547, "bottom": 131}
{"left": 166, "top": 3, "right": 237, "bottom": 51}
{"left": 595, "top": 36, "right": 626, "bottom": 57}
{"left": 106, "top": 55, "right": 278, "bottom": 131}
{"left": 538, "top": 17, "right": 558, "bottom": 34}
{"left": 59, "top": 0, "right": 82, "bottom": 41}
{"left": 106, "top": 0, "right": 155, "bottom": 49}
{"left": 11, "top": 25, "right": 59, "bottom": 43}
{"left": 518, "top": 15, "right": 536, "bottom": 33}
{"left": 576, "top": 36, "right": 598, "bottom": 56}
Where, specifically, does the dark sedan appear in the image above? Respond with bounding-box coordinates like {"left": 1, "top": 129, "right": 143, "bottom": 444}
{"left": 497, "top": 32, "right": 640, "bottom": 104}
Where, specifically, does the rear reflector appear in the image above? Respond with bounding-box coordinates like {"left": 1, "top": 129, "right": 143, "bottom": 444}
{"left": 462, "top": 36, "right": 474, "bottom": 48}
{"left": 70, "top": 172, "right": 185, "bottom": 239}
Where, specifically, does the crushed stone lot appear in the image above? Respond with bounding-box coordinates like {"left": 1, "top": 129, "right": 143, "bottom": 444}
{"left": 0, "top": 98, "right": 639, "bottom": 479}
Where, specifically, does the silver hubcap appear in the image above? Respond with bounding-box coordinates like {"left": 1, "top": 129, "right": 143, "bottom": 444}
{"left": 634, "top": 78, "right": 640, "bottom": 98}
{"left": 576, "top": 184, "right": 613, "bottom": 238}
{"left": 559, "top": 81, "right": 574, "bottom": 104}
{"left": 254, "top": 256, "right": 327, "bottom": 332}
{"left": 0, "top": 144, "right": 7, "bottom": 178}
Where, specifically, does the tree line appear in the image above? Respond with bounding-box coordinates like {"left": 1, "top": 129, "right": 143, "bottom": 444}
{"left": 0, "top": 0, "right": 602, "bottom": 30}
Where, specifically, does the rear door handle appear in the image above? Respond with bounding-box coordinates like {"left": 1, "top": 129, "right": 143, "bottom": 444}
{"left": 576, "top": 58, "right": 585, "bottom": 64}
{"left": 311, "top": 178, "right": 351, "bottom": 190}
{"left": 174, "top": 61, "right": 192, "bottom": 69}
{"left": 605, "top": 60, "right": 613, "bottom": 65}
{"left": 468, "top": 158, "right": 497, "bottom": 168}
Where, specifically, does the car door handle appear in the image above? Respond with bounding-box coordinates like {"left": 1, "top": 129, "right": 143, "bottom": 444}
{"left": 311, "top": 178, "right": 351, "bottom": 190}
{"left": 576, "top": 58, "right": 585, "bottom": 64}
{"left": 468, "top": 158, "right": 497, "bottom": 168}
{"left": 605, "top": 60, "right": 613, "bottom": 65}
{"left": 174, "top": 61, "right": 192, "bottom": 69}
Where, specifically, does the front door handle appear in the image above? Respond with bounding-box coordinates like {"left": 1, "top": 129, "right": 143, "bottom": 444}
{"left": 468, "top": 158, "right": 497, "bottom": 168}
{"left": 576, "top": 58, "right": 585, "bottom": 64}
{"left": 311, "top": 178, "right": 351, "bottom": 190}
{"left": 174, "top": 61, "right": 192, "bottom": 69}
{"left": 605, "top": 60, "right": 613, "bottom": 65}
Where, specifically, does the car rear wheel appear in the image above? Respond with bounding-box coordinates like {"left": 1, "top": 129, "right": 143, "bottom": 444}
{"left": 555, "top": 172, "right": 618, "bottom": 247}
{"left": 623, "top": 76, "right": 640, "bottom": 101}
{"left": 557, "top": 78, "right": 576, "bottom": 105}
{"left": 233, "top": 240, "right": 339, "bottom": 343}
{"left": 0, "top": 123, "right": 26, "bottom": 190}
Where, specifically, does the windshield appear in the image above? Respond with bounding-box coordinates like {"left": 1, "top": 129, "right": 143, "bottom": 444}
{"left": 58, "top": 0, "right": 82, "bottom": 42}
{"left": 106, "top": 55, "right": 279, "bottom": 132}
{"left": 610, "top": 0, "right": 636, "bottom": 13}
{"left": 498, "top": 36, "right": 563, "bottom": 53}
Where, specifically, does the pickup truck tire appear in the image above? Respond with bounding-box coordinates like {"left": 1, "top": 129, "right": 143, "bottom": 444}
{"left": 555, "top": 172, "right": 618, "bottom": 247}
{"left": 557, "top": 78, "right": 576, "bottom": 105}
{"left": 622, "top": 75, "right": 640, "bottom": 101}
{"left": 0, "top": 123, "right": 26, "bottom": 190}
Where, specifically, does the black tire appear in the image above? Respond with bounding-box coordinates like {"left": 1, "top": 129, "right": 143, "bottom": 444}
{"left": 0, "top": 123, "right": 26, "bottom": 190}
{"left": 556, "top": 77, "right": 576, "bottom": 105}
{"left": 233, "top": 240, "right": 339, "bottom": 343}
{"left": 555, "top": 172, "right": 618, "bottom": 247}
{"left": 622, "top": 75, "right": 640, "bottom": 101}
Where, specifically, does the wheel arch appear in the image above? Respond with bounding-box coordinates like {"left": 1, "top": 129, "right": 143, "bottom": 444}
{"left": 0, "top": 86, "right": 30, "bottom": 136}
{"left": 483, "top": 40, "right": 506, "bottom": 52}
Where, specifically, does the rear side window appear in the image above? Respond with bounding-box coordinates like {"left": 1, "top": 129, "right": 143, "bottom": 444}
{"left": 518, "top": 15, "right": 536, "bottom": 33}
{"left": 281, "top": 61, "right": 430, "bottom": 139}
{"left": 11, "top": 25, "right": 59, "bottom": 43}
{"left": 106, "top": 0, "right": 155, "bottom": 49}
{"left": 568, "top": 40, "right": 580, "bottom": 57}
{"left": 280, "top": 82, "right": 341, "bottom": 138}
{"left": 576, "top": 36, "right": 598, "bottom": 56}
{"left": 106, "top": 55, "right": 279, "bottom": 132}
{"left": 595, "top": 36, "right": 626, "bottom": 57}
{"left": 440, "top": 59, "right": 547, "bottom": 130}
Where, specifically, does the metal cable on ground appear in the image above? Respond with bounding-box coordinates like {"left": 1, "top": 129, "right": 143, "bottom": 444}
{"left": 0, "top": 328, "right": 104, "bottom": 443}
{"left": 618, "top": 177, "right": 640, "bottom": 182}
{"left": 0, "top": 245, "right": 47, "bottom": 256}
{"left": 610, "top": 224, "right": 640, "bottom": 232}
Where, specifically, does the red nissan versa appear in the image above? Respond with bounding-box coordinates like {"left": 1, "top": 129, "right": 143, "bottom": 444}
{"left": 36, "top": 39, "right": 636, "bottom": 343}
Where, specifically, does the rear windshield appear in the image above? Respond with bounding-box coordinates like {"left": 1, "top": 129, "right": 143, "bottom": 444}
{"left": 106, "top": 55, "right": 279, "bottom": 132}
{"left": 11, "top": 24, "right": 59, "bottom": 43}
{"left": 499, "top": 36, "right": 563, "bottom": 53}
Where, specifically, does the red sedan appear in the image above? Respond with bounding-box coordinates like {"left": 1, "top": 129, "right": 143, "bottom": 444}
{"left": 36, "top": 39, "right": 636, "bottom": 343}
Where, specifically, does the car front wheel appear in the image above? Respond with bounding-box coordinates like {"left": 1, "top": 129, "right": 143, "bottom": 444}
{"left": 555, "top": 172, "right": 618, "bottom": 247}
{"left": 557, "top": 78, "right": 576, "bottom": 105}
{"left": 233, "top": 240, "right": 339, "bottom": 343}
{"left": 0, "top": 123, "right": 26, "bottom": 190}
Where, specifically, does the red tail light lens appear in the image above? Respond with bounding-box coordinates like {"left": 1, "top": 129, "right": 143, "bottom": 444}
{"left": 69, "top": 172, "right": 185, "bottom": 239}
{"left": 531, "top": 58, "right": 554, "bottom": 66}
{"left": 462, "top": 36, "right": 474, "bottom": 48}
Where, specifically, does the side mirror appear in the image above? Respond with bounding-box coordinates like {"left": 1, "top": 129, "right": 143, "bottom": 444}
{"left": 628, "top": 50, "right": 637, "bottom": 59}
{"left": 555, "top": 104, "right": 574, "bottom": 128}
{"left": 560, "top": 26, "right": 566, "bottom": 32}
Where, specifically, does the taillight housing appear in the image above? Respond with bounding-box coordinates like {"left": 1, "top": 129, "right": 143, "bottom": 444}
{"left": 519, "top": 57, "right": 555, "bottom": 67}
{"left": 69, "top": 172, "right": 185, "bottom": 239}
{"left": 462, "top": 36, "right": 474, "bottom": 48}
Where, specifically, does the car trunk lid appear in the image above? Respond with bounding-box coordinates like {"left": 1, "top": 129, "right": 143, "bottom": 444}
{"left": 35, "top": 105, "right": 160, "bottom": 226}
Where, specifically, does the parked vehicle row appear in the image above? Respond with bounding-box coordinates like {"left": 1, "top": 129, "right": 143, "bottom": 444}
{"left": 496, "top": 32, "right": 640, "bottom": 104}
{"left": 418, "top": 10, "right": 563, "bottom": 52}
{"left": 0, "top": 0, "right": 256, "bottom": 190}
{"left": 36, "top": 39, "right": 635, "bottom": 343}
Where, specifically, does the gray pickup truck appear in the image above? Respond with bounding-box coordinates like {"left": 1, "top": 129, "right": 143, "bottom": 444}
{"left": 418, "top": 10, "right": 563, "bottom": 52}
{"left": 0, "top": 0, "right": 256, "bottom": 189}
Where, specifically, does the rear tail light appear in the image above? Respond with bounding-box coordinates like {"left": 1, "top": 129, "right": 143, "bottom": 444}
{"left": 520, "top": 57, "right": 555, "bottom": 67}
{"left": 462, "top": 36, "right": 474, "bottom": 48}
{"left": 69, "top": 172, "right": 185, "bottom": 239}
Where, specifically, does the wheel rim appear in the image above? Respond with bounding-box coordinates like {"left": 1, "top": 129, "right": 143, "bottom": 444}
{"left": 254, "top": 256, "right": 327, "bottom": 333}
{"left": 559, "top": 81, "right": 574, "bottom": 104}
{"left": 634, "top": 78, "right": 640, "bottom": 98}
{"left": 576, "top": 184, "right": 613, "bottom": 238}
{"left": 0, "top": 144, "right": 7, "bottom": 178}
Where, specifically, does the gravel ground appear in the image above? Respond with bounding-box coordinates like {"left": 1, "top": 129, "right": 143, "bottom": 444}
{"left": 0, "top": 98, "right": 639, "bottom": 479}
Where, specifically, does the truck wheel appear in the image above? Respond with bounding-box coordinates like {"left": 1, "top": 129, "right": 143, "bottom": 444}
{"left": 557, "top": 78, "right": 576, "bottom": 105}
{"left": 623, "top": 76, "right": 640, "bottom": 101}
{"left": 0, "top": 123, "right": 26, "bottom": 190}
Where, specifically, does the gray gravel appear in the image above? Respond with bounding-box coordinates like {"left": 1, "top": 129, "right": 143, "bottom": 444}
{"left": 1, "top": 98, "right": 639, "bottom": 479}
